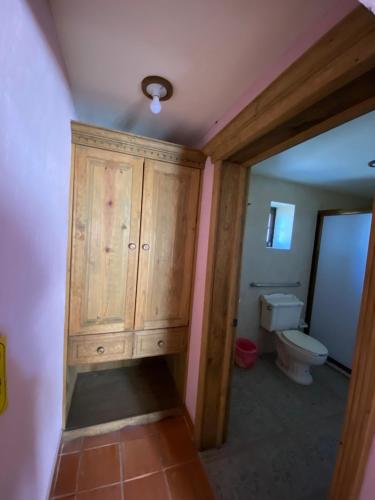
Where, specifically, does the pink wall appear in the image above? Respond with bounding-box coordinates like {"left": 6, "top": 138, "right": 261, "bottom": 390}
{"left": 0, "top": 1, "right": 75, "bottom": 499}
{"left": 185, "top": 159, "right": 215, "bottom": 422}
{"left": 197, "top": 0, "right": 357, "bottom": 148}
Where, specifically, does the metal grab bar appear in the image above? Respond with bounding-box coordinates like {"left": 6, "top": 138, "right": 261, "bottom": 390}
{"left": 250, "top": 281, "right": 301, "bottom": 288}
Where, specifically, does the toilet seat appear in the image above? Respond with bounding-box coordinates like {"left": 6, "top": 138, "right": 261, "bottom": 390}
{"left": 280, "top": 329, "right": 328, "bottom": 357}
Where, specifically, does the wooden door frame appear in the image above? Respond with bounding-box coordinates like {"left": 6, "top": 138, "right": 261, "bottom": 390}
{"left": 195, "top": 6, "right": 375, "bottom": 500}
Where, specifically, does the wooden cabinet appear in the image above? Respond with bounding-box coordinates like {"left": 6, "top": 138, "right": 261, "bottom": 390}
{"left": 135, "top": 160, "right": 200, "bottom": 330}
{"left": 69, "top": 146, "right": 143, "bottom": 335}
{"left": 66, "top": 122, "right": 204, "bottom": 364}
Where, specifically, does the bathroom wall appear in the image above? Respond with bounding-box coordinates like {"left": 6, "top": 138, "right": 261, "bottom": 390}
{"left": 0, "top": 1, "right": 75, "bottom": 499}
{"left": 237, "top": 174, "right": 371, "bottom": 352}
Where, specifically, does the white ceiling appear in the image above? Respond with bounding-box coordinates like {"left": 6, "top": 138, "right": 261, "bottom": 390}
{"left": 253, "top": 111, "right": 375, "bottom": 199}
{"left": 50, "top": 0, "right": 342, "bottom": 146}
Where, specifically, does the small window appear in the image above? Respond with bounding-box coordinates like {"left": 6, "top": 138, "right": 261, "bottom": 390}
{"left": 266, "top": 201, "right": 295, "bottom": 250}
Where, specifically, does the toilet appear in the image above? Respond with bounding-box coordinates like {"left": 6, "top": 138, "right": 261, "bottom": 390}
{"left": 260, "top": 293, "right": 328, "bottom": 385}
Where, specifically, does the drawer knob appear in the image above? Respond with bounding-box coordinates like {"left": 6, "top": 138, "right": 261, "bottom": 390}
{"left": 97, "top": 346, "right": 105, "bottom": 354}
{"left": 157, "top": 340, "right": 165, "bottom": 348}
{"left": 142, "top": 243, "right": 150, "bottom": 251}
{"left": 128, "top": 242, "right": 136, "bottom": 250}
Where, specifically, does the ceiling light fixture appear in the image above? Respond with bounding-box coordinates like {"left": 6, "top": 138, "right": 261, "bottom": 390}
{"left": 142, "top": 76, "right": 173, "bottom": 115}
{"left": 368, "top": 160, "right": 375, "bottom": 168}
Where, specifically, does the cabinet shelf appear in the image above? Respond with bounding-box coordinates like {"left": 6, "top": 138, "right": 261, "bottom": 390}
{"left": 66, "top": 357, "right": 181, "bottom": 430}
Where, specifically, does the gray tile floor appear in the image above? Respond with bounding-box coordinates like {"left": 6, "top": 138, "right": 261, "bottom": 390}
{"left": 201, "top": 354, "right": 349, "bottom": 500}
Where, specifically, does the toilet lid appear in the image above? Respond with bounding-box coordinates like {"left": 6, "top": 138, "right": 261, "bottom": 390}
{"left": 281, "top": 330, "right": 328, "bottom": 356}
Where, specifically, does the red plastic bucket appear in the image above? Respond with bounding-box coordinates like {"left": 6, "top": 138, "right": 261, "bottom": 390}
{"left": 235, "top": 338, "right": 258, "bottom": 368}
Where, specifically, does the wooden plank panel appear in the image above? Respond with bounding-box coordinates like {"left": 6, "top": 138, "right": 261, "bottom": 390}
{"left": 69, "top": 146, "right": 143, "bottom": 335}
{"left": 204, "top": 7, "right": 375, "bottom": 162}
{"left": 198, "top": 162, "right": 248, "bottom": 449}
{"left": 135, "top": 160, "right": 200, "bottom": 330}
{"left": 230, "top": 68, "right": 375, "bottom": 165}
{"left": 217, "top": 165, "right": 248, "bottom": 445}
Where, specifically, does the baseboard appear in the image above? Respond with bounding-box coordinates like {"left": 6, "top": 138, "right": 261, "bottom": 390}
{"left": 326, "top": 359, "right": 351, "bottom": 378}
{"left": 63, "top": 407, "right": 183, "bottom": 440}
{"left": 46, "top": 429, "right": 62, "bottom": 500}
{"left": 183, "top": 405, "right": 195, "bottom": 437}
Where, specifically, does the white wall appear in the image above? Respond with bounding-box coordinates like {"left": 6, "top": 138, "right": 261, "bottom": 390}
{"left": 309, "top": 213, "right": 371, "bottom": 368}
{"left": 237, "top": 174, "right": 371, "bottom": 352}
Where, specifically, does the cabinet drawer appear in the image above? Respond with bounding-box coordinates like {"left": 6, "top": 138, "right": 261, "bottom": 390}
{"left": 133, "top": 328, "right": 186, "bottom": 358}
{"left": 68, "top": 333, "right": 133, "bottom": 365}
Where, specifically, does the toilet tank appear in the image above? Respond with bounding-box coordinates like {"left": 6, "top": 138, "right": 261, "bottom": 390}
{"left": 260, "top": 293, "right": 304, "bottom": 331}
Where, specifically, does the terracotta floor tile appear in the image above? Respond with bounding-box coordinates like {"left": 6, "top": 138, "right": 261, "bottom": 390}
{"left": 82, "top": 430, "right": 120, "bottom": 450}
{"left": 53, "top": 453, "right": 80, "bottom": 497}
{"left": 77, "top": 483, "right": 122, "bottom": 500}
{"left": 120, "top": 423, "right": 158, "bottom": 442}
{"left": 61, "top": 437, "right": 83, "bottom": 454}
{"left": 78, "top": 444, "right": 121, "bottom": 491}
{"left": 122, "top": 434, "right": 163, "bottom": 480}
{"left": 154, "top": 416, "right": 189, "bottom": 435}
{"left": 166, "top": 460, "right": 215, "bottom": 500}
{"left": 124, "top": 472, "right": 170, "bottom": 500}
{"left": 157, "top": 418, "right": 197, "bottom": 467}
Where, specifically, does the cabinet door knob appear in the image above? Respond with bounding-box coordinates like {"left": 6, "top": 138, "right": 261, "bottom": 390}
{"left": 157, "top": 340, "right": 165, "bottom": 348}
{"left": 142, "top": 243, "right": 150, "bottom": 251}
{"left": 97, "top": 346, "right": 105, "bottom": 354}
{"left": 128, "top": 242, "right": 136, "bottom": 250}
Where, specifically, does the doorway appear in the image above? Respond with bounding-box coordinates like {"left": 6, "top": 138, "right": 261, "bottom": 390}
{"left": 201, "top": 112, "right": 374, "bottom": 498}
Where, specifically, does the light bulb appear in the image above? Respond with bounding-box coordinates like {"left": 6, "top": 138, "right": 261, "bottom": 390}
{"left": 150, "top": 95, "right": 161, "bottom": 114}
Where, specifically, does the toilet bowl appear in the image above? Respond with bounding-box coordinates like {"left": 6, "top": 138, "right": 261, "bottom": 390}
{"left": 260, "top": 293, "right": 328, "bottom": 385}
{"left": 275, "top": 329, "right": 328, "bottom": 385}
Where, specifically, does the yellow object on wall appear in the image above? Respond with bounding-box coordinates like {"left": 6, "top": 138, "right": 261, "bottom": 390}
{"left": 0, "top": 336, "right": 7, "bottom": 415}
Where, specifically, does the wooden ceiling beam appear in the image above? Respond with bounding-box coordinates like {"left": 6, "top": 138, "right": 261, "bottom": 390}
{"left": 230, "top": 68, "right": 375, "bottom": 166}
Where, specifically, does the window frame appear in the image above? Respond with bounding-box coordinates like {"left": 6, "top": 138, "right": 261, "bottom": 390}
{"left": 266, "top": 205, "right": 277, "bottom": 247}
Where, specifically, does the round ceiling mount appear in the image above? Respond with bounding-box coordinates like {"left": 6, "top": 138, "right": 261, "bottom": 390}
{"left": 141, "top": 76, "right": 173, "bottom": 101}
{"left": 368, "top": 160, "right": 375, "bottom": 168}
{"left": 141, "top": 76, "right": 173, "bottom": 114}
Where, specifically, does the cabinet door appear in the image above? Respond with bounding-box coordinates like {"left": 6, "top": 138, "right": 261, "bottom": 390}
{"left": 69, "top": 146, "right": 143, "bottom": 335}
{"left": 135, "top": 159, "right": 200, "bottom": 330}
